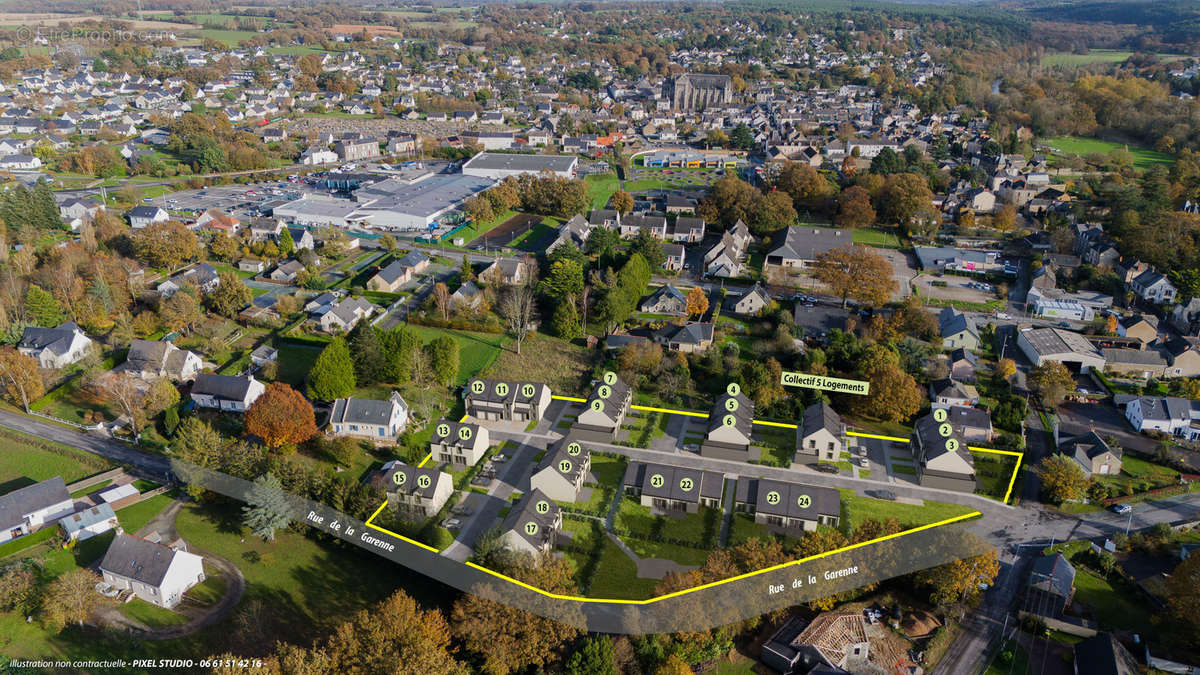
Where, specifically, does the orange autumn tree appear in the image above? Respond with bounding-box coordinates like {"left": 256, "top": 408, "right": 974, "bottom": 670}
{"left": 245, "top": 382, "right": 317, "bottom": 449}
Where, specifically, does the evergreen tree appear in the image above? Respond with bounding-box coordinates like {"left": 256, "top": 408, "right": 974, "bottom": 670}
{"left": 163, "top": 405, "right": 180, "bottom": 437}
{"left": 427, "top": 336, "right": 459, "bottom": 387}
{"left": 565, "top": 637, "right": 616, "bottom": 675}
{"left": 459, "top": 255, "right": 473, "bottom": 282}
{"left": 308, "top": 337, "right": 356, "bottom": 400}
{"left": 25, "top": 284, "right": 64, "bottom": 327}
{"left": 33, "top": 179, "right": 64, "bottom": 230}
{"left": 348, "top": 323, "right": 386, "bottom": 385}
{"left": 242, "top": 473, "right": 293, "bottom": 541}
{"left": 279, "top": 227, "right": 295, "bottom": 256}
{"left": 551, "top": 301, "right": 581, "bottom": 340}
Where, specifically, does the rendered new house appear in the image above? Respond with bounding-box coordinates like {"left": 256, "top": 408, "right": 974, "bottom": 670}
{"left": 328, "top": 393, "right": 409, "bottom": 441}
{"left": 571, "top": 373, "right": 633, "bottom": 443}
{"left": 464, "top": 378, "right": 552, "bottom": 423}
{"left": 528, "top": 438, "right": 591, "bottom": 503}
{"left": 0, "top": 476, "right": 74, "bottom": 544}
{"left": 18, "top": 322, "right": 93, "bottom": 368}
{"left": 699, "top": 390, "right": 757, "bottom": 461}
{"left": 734, "top": 479, "right": 841, "bottom": 532}
{"left": 500, "top": 489, "right": 562, "bottom": 556}
{"left": 909, "top": 410, "right": 977, "bottom": 493}
{"left": 794, "top": 402, "right": 845, "bottom": 465}
{"left": 429, "top": 420, "right": 490, "bottom": 466}
{"left": 623, "top": 461, "right": 724, "bottom": 513}
{"left": 375, "top": 461, "right": 453, "bottom": 519}
{"left": 99, "top": 534, "right": 206, "bottom": 608}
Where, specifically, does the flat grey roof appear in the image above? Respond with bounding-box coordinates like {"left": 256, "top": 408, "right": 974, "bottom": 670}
{"left": 355, "top": 174, "right": 494, "bottom": 218}
{"left": 462, "top": 152, "right": 578, "bottom": 173}
{"left": 274, "top": 197, "right": 359, "bottom": 218}
{"left": 1022, "top": 328, "right": 1101, "bottom": 358}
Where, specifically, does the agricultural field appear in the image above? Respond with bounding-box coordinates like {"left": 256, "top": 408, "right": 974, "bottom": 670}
{"left": 1043, "top": 136, "right": 1174, "bottom": 171}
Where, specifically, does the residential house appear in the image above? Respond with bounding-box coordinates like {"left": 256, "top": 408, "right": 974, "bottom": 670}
{"left": 764, "top": 227, "right": 851, "bottom": 270}
{"left": 190, "top": 374, "right": 265, "bottom": 412}
{"left": 481, "top": 257, "right": 528, "bottom": 286}
{"left": 622, "top": 461, "right": 724, "bottom": 513}
{"left": 59, "top": 502, "right": 119, "bottom": 542}
{"left": 653, "top": 322, "right": 714, "bottom": 353}
{"left": 662, "top": 243, "right": 685, "bottom": 272}
{"left": 668, "top": 216, "right": 705, "bottom": 243}
{"left": 158, "top": 264, "right": 220, "bottom": 297}
{"left": 368, "top": 251, "right": 430, "bottom": 292}
{"left": 700, "top": 391, "right": 756, "bottom": 461}
{"left": 1027, "top": 552, "right": 1075, "bottom": 617}
{"left": 1170, "top": 297, "right": 1200, "bottom": 336}
{"left": 450, "top": 281, "right": 483, "bottom": 312}
{"left": 1129, "top": 269, "right": 1177, "bottom": 305}
{"left": 0, "top": 477, "right": 74, "bottom": 544}
{"left": 572, "top": 373, "right": 633, "bottom": 442}
{"left": 1124, "top": 396, "right": 1200, "bottom": 439}
{"left": 195, "top": 209, "right": 241, "bottom": 234}
{"left": 99, "top": 533, "right": 206, "bottom": 608}
{"left": 938, "top": 307, "right": 979, "bottom": 351}
{"left": 795, "top": 402, "right": 844, "bottom": 465}
{"left": 318, "top": 297, "right": 376, "bottom": 333}
{"left": 332, "top": 137, "right": 380, "bottom": 161}
{"left": 1058, "top": 430, "right": 1122, "bottom": 476}
{"left": 618, "top": 212, "right": 667, "bottom": 239}
{"left": 374, "top": 461, "right": 453, "bottom": 519}
{"left": 18, "top": 322, "right": 93, "bottom": 369}
{"left": 703, "top": 220, "right": 752, "bottom": 278}
{"left": 929, "top": 379, "right": 980, "bottom": 409}
{"left": 734, "top": 479, "right": 841, "bottom": 532}
{"left": 1073, "top": 633, "right": 1139, "bottom": 675}
{"left": 464, "top": 378, "right": 552, "bottom": 423}
{"left": 639, "top": 284, "right": 688, "bottom": 315}
{"left": 328, "top": 393, "right": 409, "bottom": 441}
{"left": 948, "top": 348, "right": 978, "bottom": 381}
{"left": 128, "top": 205, "right": 168, "bottom": 229}
{"left": 1165, "top": 337, "right": 1200, "bottom": 378}
{"left": 270, "top": 259, "right": 305, "bottom": 283}
{"left": 910, "top": 410, "right": 976, "bottom": 493}
{"left": 1117, "top": 315, "right": 1158, "bottom": 346}
{"left": 122, "top": 339, "right": 202, "bottom": 382}
{"left": 528, "top": 438, "right": 591, "bottom": 503}
{"left": 731, "top": 285, "right": 771, "bottom": 316}
{"left": 499, "top": 489, "right": 561, "bottom": 556}
{"left": 430, "top": 420, "right": 490, "bottom": 467}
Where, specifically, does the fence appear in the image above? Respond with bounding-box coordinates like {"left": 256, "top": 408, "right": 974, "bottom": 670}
{"left": 1018, "top": 610, "right": 1097, "bottom": 638}
{"left": 64, "top": 467, "right": 126, "bottom": 493}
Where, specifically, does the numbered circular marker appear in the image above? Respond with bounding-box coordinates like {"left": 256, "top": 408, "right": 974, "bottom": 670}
{"left": 392, "top": 472, "right": 407, "bottom": 485}
{"left": 938, "top": 422, "right": 954, "bottom": 438}
{"left": 727, "top": 382, "right": 741, "bottom": 397}
{"left": 458, "top": 426, "right": 473, "bottom": 440}
{"left": 495, "top": 382, "right": 510, "bottom": 397}
{"left": 945, "top": 438, "right": 960, "bottom": 453}
{"left": 725, "top": 397, "right": 739, "bottom": 412}
{"left": 535, "top": 500, "right": 550, "bottom": 514}
{"left": 471, "top": 380, "right": 485, "bottom": 394}
{"left": 679, "top": 477, "right": 694, "bottom": 492}
{"left": 436, "top": 423, "right": 450, "bottom": 438}
{"left": 933, "top": 408, "right": 948, "bottom": 422}
{"left": 766, "top": 490, "right": 781, "bottom": 505}
{"left": 524, "top": 522, "right": 539, "bottom": 536}
{"left": 797, "top": 494, "right": 812, "bottom": 508}
{"left": 566, "top": 442, "right": 581, "bottom": 456}
{"left": 603, "top": 371, "right": 617, "bottom": 386}
{"left": 723, "top": 414, "right": 737, "bottom": 427}
{"left": 591, "top": 399, "right": 605, "bottom": 412}
{"left": 598, "top": 384, "right": 612, "bottom": 399}
{"left": 650, "top": 473, "right": 665, "bottom": 488}
{"left": 558, "top": 459, "right": 573, "bottom": 474}
{"left": 417, "top": 474, "right": 431, "bottom": 489}
{"left": 521, "top": 384, "right": 535, "bottom": 398}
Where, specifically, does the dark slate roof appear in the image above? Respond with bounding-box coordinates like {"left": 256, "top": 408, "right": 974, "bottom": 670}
{"left": 18, "top": 322, "right": 82, "bottom": 352}
{"left": 938, "top": 307, "right": 976, "bottom": 339}
{"left": 500, "top": 488, "right": 560, "bottom": 549}
{"left": 430, "top": 419, "right": 484, "bottom": 449}
{"left": 944, "top": 405, "right": 992, "bottom": 430}
{"left": 583, "top": 374, "right": 632, "bottom": 423}
{"left": 396, "top": 250, "right": 429, "bottom": 268}
{"left": 768, "top": 226, "right": 851, "bottom": 261}
{"left": 912, "top": 411, "right": 975, "bottom": 465}
{"left": 465, "top": 378, "right": 549, "bottom": 407}
{"left": 330, "top": 395, "right": 405, "bottom": 426}
{"left": 640, "top": 283, "right": 686, "bottom": 311}
{"left": 191, "top": 374, "right": 257, "bottom": 402}
{"left": 128, "top": 205, "right": 163, "bottom": 219}
{"left": 801, "top": 402, "right": 842, "bottom": 439}
{"left": 374, "top": 259, "right": 409, "bottom": 285}
{"left": 535, "top": 438, "right": 590, "bottom": 484}
{"left": 654, "top": 322, "right": 713, "bottom": 346}
{"left": 949, "top": 348, "right": 978, "bottom": 367}
{"left": 0, "top": 476, "right": 69, "bottom": 528}
{"left": 706, "top": 391, "right": 754, "bottom": 435}
{"left": 1073, "top": 633, "right": 1138, "bottom": 675}
{"left": 99, "top": 533, "right": 180, "bottom": 587}
{"left": 930, "top": 378, "right": 973, "bottom": 400}
{"left": 1061, "top": 431, "right": 1121, "bottom": 463}
{"left": 374, "top": 461, "right": 447, "bottom": 498}
{"left": 736, "top": 478, "right": 841, "bottom": 520}
{"left": 622, "top": 461, "right": 723, "bottom": 503}
{"left": 1029, "top": 552, "right": 1075, "bottom": 599}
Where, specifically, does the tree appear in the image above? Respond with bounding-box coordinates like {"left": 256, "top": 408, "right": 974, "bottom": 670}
{"left": 566, "top": 637, "right": 616, "bottom": 675}
{"left": 242, "top": 473, "right": 293, "bottom": 541}
{"left": 834, "top": 185, "right": 876, "bottom": 228}
{"left": 42, "top": 568, "right": 108, "bottom": 631}
{"left": 498, "top": 286, "right": 537, "bottom": 355}
{"left": 540, "top": 259, "right": 584, "bottom": 302}
{"left": 629, "top": 228, "right": 665, "bottom": 268}
{"left": 427, "top": 335, "right": 460, "bottom": 387}
{"left": 245, "top": 382, "right": 317, "bottom": 449}
{"left": 132, "top": 220, "right": 200, "bottom": 269}
{"left": 0, "top": 347, "right": 43, "bottom": 412}
{"left": 459, "top": 255, "right": 473, "bottom": 283}
{"left": 279, "top": 227, "right": 295, "bottom": 256}
{"left": 310, "top": 590, "right": 467, "bottom": 674}
{"left": 25, "top": 284, "right": 64, "bottom": 327}
{"left": 812, "top": 245, "right": 897, "bottom": 308}
{"left": 1165, "top": 552, "right": 1200, "bottom": 643}
{"left": 854, "top": 345, "right": 923, "bottom": 422}
{"left": 1035, "top": 454, "right": 1089, "bottom": 504}
{"left": 916, "top": 550, "right": 1000, "bottom": 606}
{"left": 433, "top": 282, "right": 452, "bottom": 320}
{"left": 994, "top": 204, "right": 1017, "bottom": 232}
{"left": 160, "top": 289, "right": 202, "bottom": 334}
{"left": 209, "top": 233, "right": 239, "bottom": 261}
{"left": 996, "top": 358, "right": 1017, "bottom": 381}
{"left": 97, "top": 373, "right": 149, "bottom": 440}
{"left": 1029, "top": 361, "right": 1074, "bottom": 406}
{"left": 551, "top": 301, "right": 581, "bottom": 340}
{"left": 308, "top": 337, "right": 356, "bottom": 401}
{"left": 729, "top": 123, "right": 755, "bottom": 150}
{"left": 464, "top": 195, "right": 495, "bottom": 225}
{"left": 748, "top": 189, "right": 798, "bottom": 237}
{"left": 610, "top": 190, "right": 634, "bottom": 215}
{"left": 878, "top": 173, "right": 935, "bottom": 233}
{"left": 349, "top": 323, "right": 387, "bottom": 385}
{"left": 206, "top": 272, "right": 252, "bottom": 317}
{"left": 686, "top": 286, "right": 709, "bottom": 319}
{"left": 0, "top": 562, "right": 36, "bottom": 612}
{"left": 776, "top": 162, "right": 833, "bottom": 212}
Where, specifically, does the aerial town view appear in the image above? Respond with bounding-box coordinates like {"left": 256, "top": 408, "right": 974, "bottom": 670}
{"left": 0, "top": 0, "right": 1198, "bottom": 672}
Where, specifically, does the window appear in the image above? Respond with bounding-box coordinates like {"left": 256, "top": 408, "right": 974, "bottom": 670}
{"left": 378, "top": 427, "right": 385, "bottom": 436}
{"left": 808, "top": 440, "right": 816, "bottom": 449}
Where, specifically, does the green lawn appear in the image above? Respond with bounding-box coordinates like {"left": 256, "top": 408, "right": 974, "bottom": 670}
{"left": 403, "top": 325, "right": 507, "bottom": 386}
{"left": 31, "top": 378, "right": 114, "bottom": 425}
{"left": 185, "top": 572, "right": 228, "bottom": 607}
{"left": 984, "top": 639, "right": 1030, "bottom": 675}
{"left": 727, "top": 513, "right": 773, "bottom": 546}
{"left": 119, "top": 599, "right": 190, "bottom": 628}
{"left": 851, "top": 227, "right": 903, "bottom": 249}
{"left": 752, "top": 427, "right": 796, "bottom": 467}
{"left": 273, "top": 343, "right": 322, "bottom": 388}
{"left": 974, "top": 453, "right": 1020, "bottom": 501}
{"left": 1071, "top": 567, "right": 1154, "bottom": 631}
{"left": 585, "top": 174, "right": 620, "bottom": 210}
{"left": 840, "top": 491, "right": 978, "bottom": 530}
{"left": 116, "top": 493, "right": 176, "bottom": 535}
{"left": 586, "top": 454, "right": 627, "bottom": 487}
{"left": 0, "top": 429, "right": 113, "bottom": 493}
{"left": 456, "top": 208, "right": 515, "bottom": 246}
{"left": 482, "top": 332, "right": 594, "bottom": 392}
{"left": 1037, "top": 49, "right": 1187, "bottom": 68}
{"left": 614, "top": 500, "right": 719, "bottom": 548}
{"left": 1044, "top": 136, "right": 1174, "bottom": 171}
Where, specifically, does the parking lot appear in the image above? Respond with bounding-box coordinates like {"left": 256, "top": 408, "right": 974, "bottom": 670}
{"left": 879, "top": 249, "right": 917, "bottom": 299}
{"left": 912, "top": 273, "right": 997, "bottom": 304}
{"left": 148, "top": 181, "right": 314, "bottom": 219}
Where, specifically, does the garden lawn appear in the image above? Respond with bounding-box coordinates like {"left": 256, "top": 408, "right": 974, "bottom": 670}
{"left": 973, "top": 453, "right": 1020, "bottom": 501}
{"left": 840, "top": 491, "right": 978, "bottom": 530}
{"left": 119, "top": 599, "right": 190, "bottom": 628}
{"left": 1070, "top": 567, "right": 1154, "bottom": 631}
{"left": 483, "top": 332, "right": 594, "bottom": 392}
{"left": 624, "top": 538, "right": 710, "bottom": 566}
{"left": 587, "top": 538, "right": 661, "bottom": 600}
{"left": 404, "top": 325, "right": 506, "bottom": 386}
{"left": 587, "top": 454, "right": 627, "bottom": 487}
{"left": 0, "top": 430, "right": 113, "bottom": 492}
{"left": 116, "top": 492, "right": 176, "bottom": 534}
{"left": 31, "top": 378, "right": 114, "bottom": 425}
{"left": 585, "top": 175, "right": 620, "bottom": 210}
{"left": 272, "top": 343, "right": 322, "bottom": 388}
{"left": 614, "top": 500, "right": 718, "bottom": 547}
{"left": 1044, "top": 136, "right": 1174, "bottom": 171}
{"left": 727, "top": 513, "right": 773, "bottom": 546}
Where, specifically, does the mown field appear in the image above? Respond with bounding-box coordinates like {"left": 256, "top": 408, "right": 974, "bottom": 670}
{"left": 1044, "top": 136, "right": 1174, "bottom": 171}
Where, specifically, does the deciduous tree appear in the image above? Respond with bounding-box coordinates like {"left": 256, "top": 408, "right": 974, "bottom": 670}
{"left": 206, "top": 272, "right": 252, "bottom": 317}
{"left": 498, "top": 286, "right": 537, "bottom": 355}
{"left": 245, "top": 382, "right": 317, "bottom": 449}
{"left": 0, "top": 347, "right": 43, "bottom": 412}
{"left": 854, "top": 345, "right": 923, "bottom": 422}
{"left": 834, "top": 185, "right": 876, "bottom": 228}
{"left": 132, "top": 220, "right": 200, "bottom": 269}
{"left": 812, "top": 245, "right": 897, "bottom": 308}
{"left": 610, "top": 190, "right": 634, "bottom": 215}
{"left": 1029, "top": 361, "right": 1074, "bottom": 406}
{"left": 1166, "top": 552, "right": 1200, "bottom": 643}
{"left": 42, "top": 568, "right": 109, "bottom": 631}
{"left": 685, "top": 286, "right": 709, "bottom": 319}
{"left": 916, "top": 549, "right": 1000, "bottom": 606}
{"left": 1035, "top": 454, "right": 1089, "bottom": 504}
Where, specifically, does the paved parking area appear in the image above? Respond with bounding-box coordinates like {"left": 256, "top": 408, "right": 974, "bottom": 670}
{"left": 912, "top": 273, "right": 996, "bottom": 304}
{"left": 149, "top": 181, "right": 317, "bottom": 219}
{"left": 879, "top": 249, "right": 917, "bottom": 299}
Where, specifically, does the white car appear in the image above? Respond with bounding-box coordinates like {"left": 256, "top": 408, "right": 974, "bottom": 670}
{"left": 858, "top": 458, "right": 868, "bottom": 468}
{"left": 996, "top": 312, "right": 1012, "bottom": 320}
{"left": 1112, "top": 504, "right": 1132, "bottom": 515}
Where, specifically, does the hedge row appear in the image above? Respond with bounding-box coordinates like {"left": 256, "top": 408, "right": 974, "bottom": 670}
{"left": 407, "top": 315, "right": 504, "bottom": 334}
{"left": 0, "top": 429, "right": 112, "bottom": 472}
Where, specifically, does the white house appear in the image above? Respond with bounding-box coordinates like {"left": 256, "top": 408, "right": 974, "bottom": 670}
{"left": 528, "top": 439, "right": 591, "bottom": 503}
{"left": 17, "top": 322, "right": 93, "bottom": 369}
{"left": 499, "top": 489, "right": 562, "bottom": 555}
{"left": 189, "top": 374, "right": 265, "bottom": 412}
{"left": 374, "top": 461, "right": 453, "bottom": 519}
{"left": 0, "top": 476, "right": 74, "bottom": 544}
{"left": 59, "top": 502, "right": 120, "bottom": 542}
{"left": 1125, "top": 396, "right": 1200, "bottom": 439}
{"left": 128, "top": 205, "right": 169, "bottom": 229}
{"left": 327, "top": 393, "right": 409, "bottom": 441}
{"left": 122, "top": 339, "right": 202, "bottom": 382}
{"left": 99, "top": 533, "right": 206, "bottom": 608}
{"left": 429, "top": 420, "right": 490, "bottom": 467}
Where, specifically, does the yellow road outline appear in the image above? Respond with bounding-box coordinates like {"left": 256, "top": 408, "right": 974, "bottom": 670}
{"left": 358, "top": 395, "right": 1021, "bottom": 603}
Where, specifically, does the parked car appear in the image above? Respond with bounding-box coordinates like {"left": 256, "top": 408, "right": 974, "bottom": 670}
{"left": 996, "top": 312, "right": 1012, "bottom": 320}
{"left": 859, "top": 458, "right": 869, "bottom": 468}
{"left": 814, "top": 463, "right": 840, "bottom": 474}
{"left": 441, "top": 518, "right": 462, "bottom": 530}
{"left": 867, "top": 489, "right": 898, "bottom": 501}
{"left": 1112, "top": 504, "right": 1132, "bottom": 515}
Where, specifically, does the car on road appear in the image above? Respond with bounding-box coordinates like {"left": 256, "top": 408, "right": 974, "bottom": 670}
{"left": 493, "top": 453, "right": 508, "bottom": 463}
{"left": 441, "top": 518, "right": 462, "bottom": 530}
{"left": 866, "top": 489, "right": 897, "bottom": 501}
{"left": 451, "top": 504, "right": 474, "bottom": 516}
{"left": 1112, "top": 504, "right": 1132, "bottom": 515}
{"left": 996, "top": 312, "right": 1012, "bottom": 320}
{"left": 859, "top": 458, "right": 869, "bottom": 468}
{"left": 1057, "top": 321, "right": 1071, "bottom": 328}
{"left": 813, "top": 463, "right": 840, "bottom": 474}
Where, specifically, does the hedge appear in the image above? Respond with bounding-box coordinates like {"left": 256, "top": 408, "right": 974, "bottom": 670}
{"left": 407, "top": 315, "right": 504, "bottom": 334}
{"left": 0, "top": 429, "right": 112, "bottom": 473}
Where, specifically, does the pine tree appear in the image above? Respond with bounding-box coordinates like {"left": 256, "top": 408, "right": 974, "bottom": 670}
{"left": 33, "top": 179, "right": 64, "bottom": 231}
{"left": 460, "top": 255, "right": 473, "bottom": 282}
{"left": 551, "top": 301, "right": 580, "bottom": 340}
{"left": 163, "top": 405, "right": 180, "bottom": 437}
{"left": 427, "top": 335, "right": 459, "bottom": 387}
{"left": 308, "top": 337, "right": 356, "bottom": 400}
{"left": 279, "top": 227, "right": 295, "bottom": 256}
{"left": 242, "top": 473, "right": 293, "bottom": 541}
{"left": 25, "top": 284, "right": 64, "bottom": 327}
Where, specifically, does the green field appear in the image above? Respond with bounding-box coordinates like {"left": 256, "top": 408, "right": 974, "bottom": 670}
{"left": 585, "top": 174, "right": 620, "bottom": 210}
{"left": 1044, "top": 136, "right": 1174, "bottom": 171}
{"left": 840, "top": 491, "right": 978, "bottom": 530}
{"left": 0, "top": 429, "right": 112, "bottom": 493}
{"left": 404, "top": 325, "right": 507, "bottom": 386}
{"left": 852, "top": 227, "right": 904, "bottom": 249}
{"left": 1040, "top": 50, "right": 1134, "bottom": 67}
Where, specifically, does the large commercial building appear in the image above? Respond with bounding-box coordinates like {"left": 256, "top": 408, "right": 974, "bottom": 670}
{"left": 1017, "top": 327, "right": 1105, "bottom": 373}
{"left": 461, "top": 152, "right": 578, "bottom": 180}
{"left": 272, "top": 175, "right": 493, "bottom": 232}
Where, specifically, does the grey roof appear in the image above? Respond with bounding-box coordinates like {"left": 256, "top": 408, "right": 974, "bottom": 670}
{"left": 535, "top": 437, "right": 591, "bottom": 484}
{"left": 431, "top": 419, "right": 484, "bottom": 448}
{"left": 623, "top": 461, "right": 723, "bottom": 503}
{"left": 930, "top": 378, "right": 973, "bottom": 400}
{"left": 501, "top": 488, "right": 560, "bottom": 549}
{"left": 640, "top": 284, "right": 687, "bottom": 311}
{"left": 1061, "top": 430, "right": 1120, "bottom": 465}
{"left": 1029, "top": 552, "right": 1075, "bottom": 599}
{"left": 583, "top": 374, "right": 632, "bottom": 423}
{"left": 912, "top": 411, "right": 975, "bottom": 466}
{"left": 462, "top": 152, "right": 577, "bottom": 173}
{"left": 1021, "top": 328, "right": 1102, "bottom": 358}
{"left": 768, "top": 226, "right": 851, "bottom": 262}
{"left": 792, "top": 305, "right": 850, "bottom": 337}
{"left": 1074, "top": 633, "right": 1138, "bottom": 675}
{"left": 99, "top": 533, "right": 181, "bottom": 587}
{"left": 0, "top": 476, "right": 69, "bottom": 528}
{"left": 736, "top": 479, "right": 840, "bottom": 520}
{"left": 395, "top": 250, "right": 430, "bottom": 268}
{"left": 129, "top": 205, "right": 164, "bottom": 219}
{"left": 191, "top": 374, "right": 257, "bottom": 402}
{"left": 937, "top": 307, "right": 977, "bottom": 339}
{"left": 706, "top": 391, "right": 754, "bottom": 435}
{"left": 330, "top": 394, "right": 405, "bottom": 426}
{"left": 465, "top": 378, "right": 549, "bottom": 407}
{"left": 375, "top": 461, "right": 446, "bottom": 498}
{"left": 801, "top": 402, "right": 842, "bottom": 439}
{"left": 374, "top": 259, "right": 409, "bottom": 285}
{"left": 19, "top": 322, "right": 83, "bottom": 353}
{"left": 654, "top": 322, "right": 713, "bottom": 346}
{"left": 588, "top": 209, "right": 618, "bottom": 226}
{"left": 943, "top": 405, "right": 992, "bottom": 430}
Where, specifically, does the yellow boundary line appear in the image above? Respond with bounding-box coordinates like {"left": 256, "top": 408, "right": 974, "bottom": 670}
{"left": 358, "top": 394, "right": 1021, "bottom": 603}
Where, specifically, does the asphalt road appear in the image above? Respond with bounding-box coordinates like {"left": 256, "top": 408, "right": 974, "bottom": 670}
{"left": 0, "top": 409, "right": 171, "bottom": 478}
